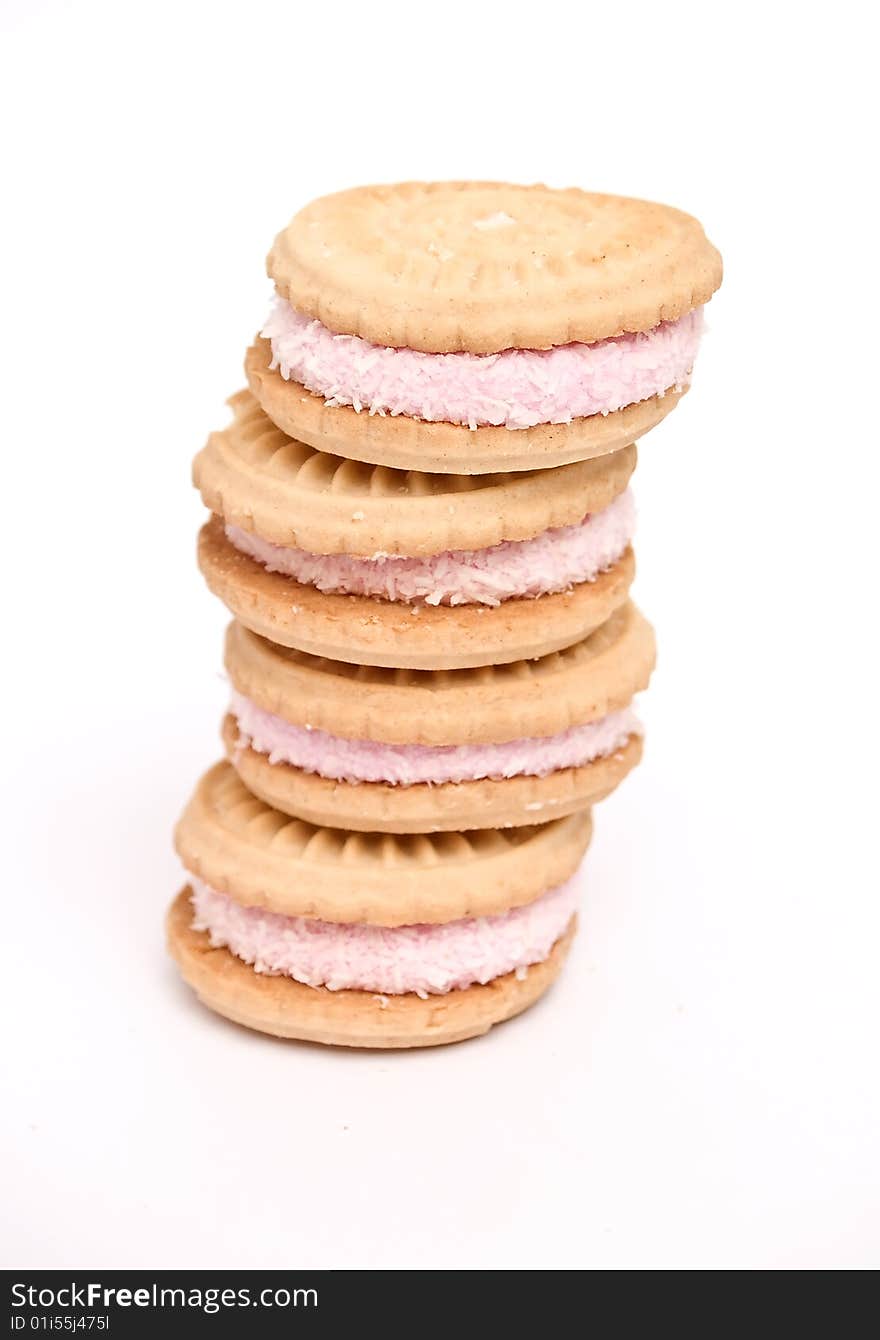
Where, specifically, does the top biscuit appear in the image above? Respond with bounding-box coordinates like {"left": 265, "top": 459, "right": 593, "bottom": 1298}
{"left": 267, "top": 181, "right": 722, "bottom": 354}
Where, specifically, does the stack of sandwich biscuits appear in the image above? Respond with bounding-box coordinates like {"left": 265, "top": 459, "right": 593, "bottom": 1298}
{"left": 168, "top": 181, "right": 721, "bottom": 1048}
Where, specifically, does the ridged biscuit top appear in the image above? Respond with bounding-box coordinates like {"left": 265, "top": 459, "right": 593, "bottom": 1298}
{"left": 193, "top": 390, "right": 635, "bottom": 555}
{"left": 267, "top": 181, "right": 722, "bottom": 353}
{"left": 223, "top": 600, "right": 656, "bottom": 745}
{"left": 174, "top": 762, "right": 592, "bottom": 926}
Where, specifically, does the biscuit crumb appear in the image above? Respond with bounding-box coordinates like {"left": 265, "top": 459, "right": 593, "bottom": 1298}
{"left": 373, "top": 994, "right": 390, "bottom": 1009}
{"left": 473, "top": 211, "right": 515, "bottom": 231}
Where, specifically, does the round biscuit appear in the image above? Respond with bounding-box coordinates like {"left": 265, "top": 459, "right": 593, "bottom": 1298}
{"left": 223, "top": 602, "right": 655, "bottom": 746}
{"left": 223, "top": 715, "right": 643, "bottom": 833}
{"left": 167, "top": 889, "right": 575, "bottom": 1048}
{"left": 267, "top": 181, "right": 722, "bottom": 353}
{"left": 247, "top": 338, "right": 682, "bottom": 474}
{"left": 173, "top": 761, "right": 593, "bottom": 926}
{"left": 196, "top": 386, "right": 636, "bottom": 553}
{"left": 198, "top": 517, "right": 635, "bottom": 670}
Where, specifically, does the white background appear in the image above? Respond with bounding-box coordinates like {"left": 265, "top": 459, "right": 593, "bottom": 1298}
{"left": 1, "top": 0, "right": 877, "bottom": 1270}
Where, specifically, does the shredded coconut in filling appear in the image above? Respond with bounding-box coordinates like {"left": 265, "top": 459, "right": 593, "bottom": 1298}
{"left": 190, "top": 876, "right": 579, "bottom": 996}
{"left": 230, "top": 691, "right": 641, "bottom": 785}
{"left": 225, "top": 488, "right": 635, "bottom": 606}
{"left": 263, "top": 299, "right": 703, "bottom": 429}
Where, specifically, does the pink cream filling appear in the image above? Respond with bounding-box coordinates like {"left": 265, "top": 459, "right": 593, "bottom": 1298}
{"left": 263, "top": 299, "right": 703, "bottom": 430}
{"left": 225, "top": 488, "right": 634, "bottom": 606}
{"left": 230, "top": 691, "right": 641, "bottom": 785}
{"left": 190, "top": 876, "right": 578, "bottom": 996}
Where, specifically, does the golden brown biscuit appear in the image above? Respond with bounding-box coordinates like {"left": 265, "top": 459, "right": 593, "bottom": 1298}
{"left": 167, "top": 889, "right": 575, "bottom": 1048}
{"left": 223, "top": 714, "right": 642, "bottom": 832}
{"left": 174, "top": 761, "right": 592, "bottom": 926}
{"left": 223, "top": 602, "right": 655, "bottom": 745}
{"left": 195, "top": 387, "right": 636, "bottom": 552}
{"left": 267, "top": 181, "right": 722, "bottom": 352}
{"left": 220, "top": 606, "right": 654, "bottom": 832}
{"left": 198, "top": 517, "right": 635, "bottom": 670}
{"left": 247, "top": 338, "right": 682, "bottom": 475}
